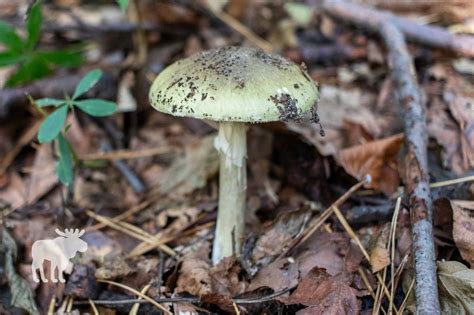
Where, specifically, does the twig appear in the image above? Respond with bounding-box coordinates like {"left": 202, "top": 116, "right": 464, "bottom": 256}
{"left": 0, "top": 120, "right": 40, "bottom": 176}
{"left": 86, "top": 199, "right": 152, "bottom": 232}
{"left": 332, "top": 206, "right": 397, "bottom": 313}
{"left": 88, "top": 299, "right": 99, "bottom": 315}
{"left": 78, "top": 146, "right": 173, "bottom": 161}
{"left": 280, "top": 178, "right": 368, "bottom": 257}
{"left": 98, "top": 280, "right": 172, "bottom": 315}
{"left": 100, "top": 141, "right": 146, "bottom": 193}
{"left": 202, "top": 2, "right": 273, "bottom": 52}
{"left": 322, "top": 1, "right": 440, "bottom": 313}
{"left": 85, "top": 210, "right": 176, "bottom": 256}
{"left": 320, "top": 0, "right": 474, "bottom": 57}
{"left": 389, "top": 197, "right": 402, "bottom": 315}
{"left": 73, "top": 288, "right": 292, "bottom": 306}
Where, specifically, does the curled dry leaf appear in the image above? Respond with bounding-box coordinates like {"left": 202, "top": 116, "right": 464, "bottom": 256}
{"left": 450, "top": 200, "right": 474, "bottom": 267}
{"left": 176, "top": 244, "right": 247, "bottom": 297}
{"left": 438, "top": 261, "right": 474, "bottom": 315}
{"left": 338, "top": 133, "right": 404, "bottom": 196}
{"left": 284, "top": 267, "right": 360, "bottom": 315}
{"left": 176, "top": 244, "right": 213, "bottom": 296}
{"left": 370, "top": 223, "right": 391, "bottom": 273}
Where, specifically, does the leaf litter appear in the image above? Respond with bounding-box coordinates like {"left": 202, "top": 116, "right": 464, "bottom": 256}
{"left": 0, "top": 1, "right": 473, "bottom": 314}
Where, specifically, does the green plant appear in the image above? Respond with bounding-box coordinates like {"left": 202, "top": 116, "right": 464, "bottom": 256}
{"left": 35, "top": 69, "right": 117, "bottom": 186}
{"left": 0, "top": 1, "right": 83, "bottom": 86}
{"left": 117, "top": 0, "right": 129, "bottom": 12}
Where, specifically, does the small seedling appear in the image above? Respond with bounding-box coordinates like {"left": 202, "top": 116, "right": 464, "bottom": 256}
{"left": 0, "top": 1, "right": 83, "bottom": 86}
{"left": 35, "top": 69, "right": 118, "bottom": 186}
{"left": 116, "top": 0, "right": 129, "bottom": 12}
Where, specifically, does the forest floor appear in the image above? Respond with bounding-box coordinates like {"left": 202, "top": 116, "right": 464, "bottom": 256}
{"left": 0, "top": 0, "right": 473, "bottom": 314}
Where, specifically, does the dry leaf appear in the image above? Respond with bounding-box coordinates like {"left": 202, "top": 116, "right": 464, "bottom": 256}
{"left": 176, "top": 244, "right": 247, "bottom": 297}
{"left": 26, "top": 144, "right": 57, "bottom": 204}
{"left": 338, "top": 134, "right": 404, "bottom": 196}
{"left": 248, "top": 258, "right": 299, "bottom": 292}
{"left": 284, "top": 267, "right": 360, "bottom": 315}
{"left": 369, "top": 223, "right": 391, "bottom": 273}
{"left": 252, "top": 210, "right": 309, "bottom": 266}
{"left": 157, "top": 135, "right": 219, "bottom": 197}
{"left": 438, "top": 261, "right": 474, "bottom": 315}
{"left": 450, "top": 200, "right": 474, "bottom": 267}
{"left": 176, "top": 244, "right": 213, "bottom": 296}
{"left": 0, "top": 172, "right": 27, "bottom": 209}
{"left": 286, "top": 85, "right": 381, "bottom": 157}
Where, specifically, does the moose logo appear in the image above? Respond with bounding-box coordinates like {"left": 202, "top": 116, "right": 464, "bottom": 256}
{"left": 31, "top": 228, "right": 88, "bottom": 283}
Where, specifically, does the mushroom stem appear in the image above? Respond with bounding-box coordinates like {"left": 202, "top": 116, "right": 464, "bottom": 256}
{"left": 212, "top": 121, "right": 247, "bottom": 264}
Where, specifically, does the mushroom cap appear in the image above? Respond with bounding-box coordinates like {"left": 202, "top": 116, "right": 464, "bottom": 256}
{"left": 149, "top": 46, "right": 319, "bottom": 122}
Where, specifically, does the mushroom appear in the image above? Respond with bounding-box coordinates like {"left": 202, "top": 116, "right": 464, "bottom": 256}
{"left": 149, "top": 46, "right": 319, "bottom": 263}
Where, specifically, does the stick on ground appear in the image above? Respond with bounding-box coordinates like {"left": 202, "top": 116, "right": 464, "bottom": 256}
{"left": 320, "top": 0, "right": 474, "bottom": 57}
{"left": 322, "top": 1, "right": 440, "bottom": 313}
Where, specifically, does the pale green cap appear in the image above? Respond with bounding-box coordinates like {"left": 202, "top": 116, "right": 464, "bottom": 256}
{"left": 149, "top": 46, "right": 319, "bottom": 122}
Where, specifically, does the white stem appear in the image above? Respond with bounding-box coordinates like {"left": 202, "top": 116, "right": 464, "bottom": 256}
{"left": 212, "top": 121, "right": 247, "bottom": 264}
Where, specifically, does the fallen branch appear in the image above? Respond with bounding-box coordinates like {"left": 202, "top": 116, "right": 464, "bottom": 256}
{"left": 322, "top": 1, "right": 440, "bottom": 313}
{"left": 73, "top": 287, "right": 291, "bottom": 306}
{"left": 320, "top": 0, "right": 474, "bottom": 57}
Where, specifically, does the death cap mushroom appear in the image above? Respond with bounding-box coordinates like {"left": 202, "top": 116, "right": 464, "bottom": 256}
{"left": 149, "top": 46, "right": 319, "bottom": 122}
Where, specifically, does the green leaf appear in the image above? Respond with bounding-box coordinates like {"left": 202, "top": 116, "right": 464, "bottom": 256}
{"left": 74, "top": 99, "right": 117, "bottom": 117}
{"left": 56, "top": 133, "right": 74, "bottom": 186}
{"left": 36, "top": 98, "right": 65, "bottom": 107}
{"left": 0, "top": 51, "right": 24, "bottom": 67}
{"left": 116, "top": 0, "right": 129, "bottom": 12}
{"left": 6, "top": 54, "right": 50, "bottom": 86}
{"left": 0, "top": 20, "right": 25, "bottom": 52}
{"left": 38, "top": 49, "right": 84, "bottom": 67}
{"left": 26, "top": 1, "right": 42, "bottom": 51}
{"left": 72, "top": 69, "right": 102, "bottom": 99}
{"left": 38, "top": 105, "right": 68, "bottom": 143}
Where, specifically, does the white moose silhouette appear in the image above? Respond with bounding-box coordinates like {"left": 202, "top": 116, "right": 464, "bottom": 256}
{"left": 31, "top": 228, "right": 88, "bottom": 283}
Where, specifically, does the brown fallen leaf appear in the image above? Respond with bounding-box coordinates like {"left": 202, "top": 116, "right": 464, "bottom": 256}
{"left": 26, "top": 144, "right": 57, "bottom": 204}
{"left": 338, "top": 133, "right": 404, "bottom": 196}
{"left": 438, "top": 261, "right": 474, "bottom": 315}
{"left": 295, "top": 231, "right": 348, "bottom": 277}
{"left": 284, "top": 267, "right": 360, "bottom": 315}
{"left": 0, "top": 172, "right": 27, "bottom": 209}
{"left": 252, "top": 209, "right": 309, "bottom": 266}
{"left": 370, "top": 223, "right": 391, "bottom": 273}
{"left": 201, "top": 293, "right": 236, "bottom": 313}
{"left": 176, "top": 243, "right": 247, "bottom": 297}
{"left": 176, "top": 244, "right": 213, "bottom": 296}
{"left": 156, "top": 135, "right": 219, "bottom": 197}
{"left": 286, "top": 85, "right": 382, "bottom": 157}
{"left": 95, "top": 255, "right": 133, "bottom": 280}
{"left": 248, "top": 258, "right": 299, "bottom": 292}
{"left": 450, "top": 200, "right": 474, "bottom": 267}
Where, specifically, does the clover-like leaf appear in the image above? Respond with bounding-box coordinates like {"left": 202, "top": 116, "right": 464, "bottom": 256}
{"left": 38, "top": 49, "right": 84, "bottom": 67}
{"left": 0, "top": 20, "right": 24, "bottom": 52}
{"left": 0, "top": 52, "right": 25, "bottom": 67}
{"left": 38, "top": 105, "right": 68, "bottom": 143}
{"left": 56, "top": 132, "right": 74, "bottom": 186}
{"left": 74, "top": 99, "right": 117, "bottom": 117}
{"left": 117, "top": 0, "right": 129, "bottom": 12}
{"left": 36, "top": 98, "right": 65, "bottom": 107}
{"left": 6, "top": 54, "right": 50, "bottom": 87}
{"left": 72, "top": 69, "right": 102, "bottom": 99}
{"left": 26, "top": 1, "right": 42, "bottom": 51}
